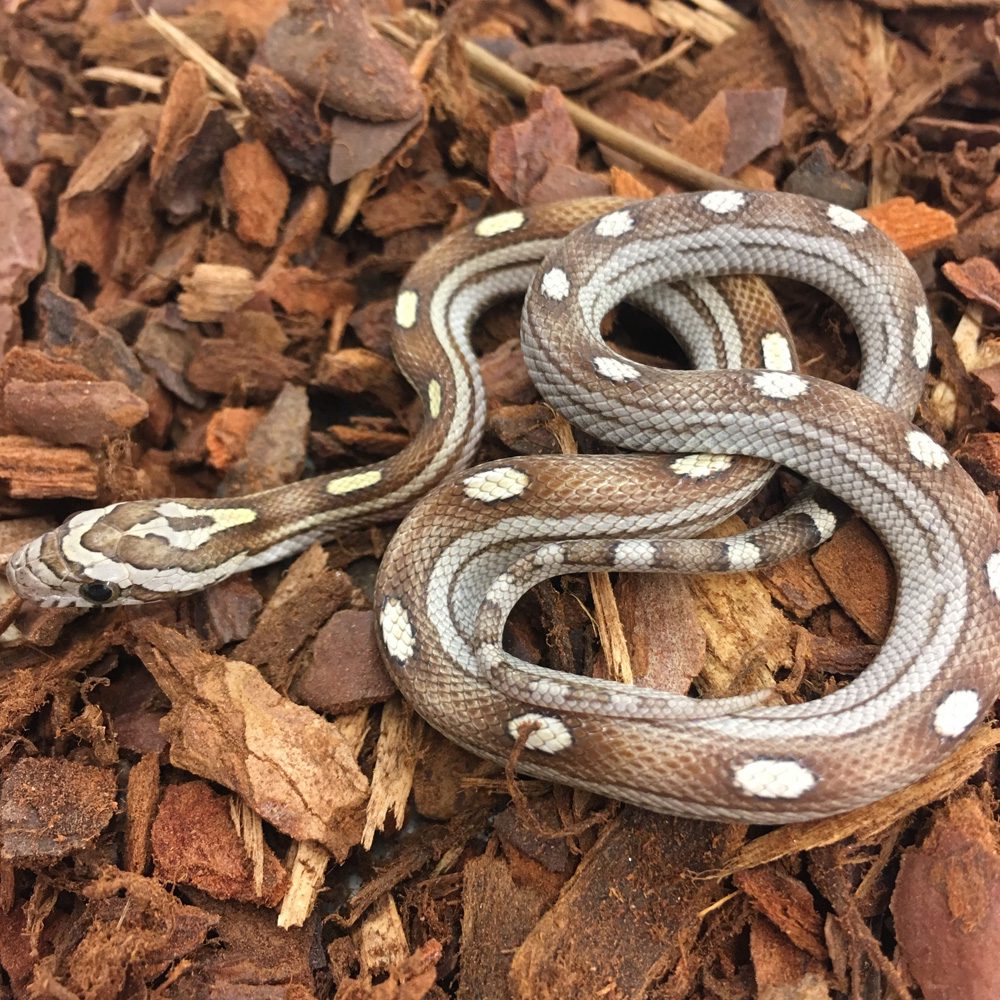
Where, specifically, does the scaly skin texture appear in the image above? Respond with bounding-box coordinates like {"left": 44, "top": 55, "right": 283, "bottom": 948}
{"left": 10, "top": 190, "right": 998, "bottom": 824}
{"left": 374, "top": 191, "right": 1000, "bottom": 822}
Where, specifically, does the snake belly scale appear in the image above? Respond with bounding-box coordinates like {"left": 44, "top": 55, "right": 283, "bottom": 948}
{"left": 8, "top": 192, "right": 1000, "bottom": 823}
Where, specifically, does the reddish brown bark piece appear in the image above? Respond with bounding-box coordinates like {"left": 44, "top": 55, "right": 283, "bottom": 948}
{"left": 615, "top": 573, "right": 706, "bottom": 692}
{"left": 760, "top": 550, "right": 832, "bottom": 621}
{"left": 132, "top": 219, "right": 207, "bottom": 303}
{"left": 132, "top": 621, "right": 369, "bottom": 862}
{"left": 152, "top": 781, "right": 289, "bottom": 906}
{"left": 488, "top": 87, "right": 580, "bottom": 205}
{"left": 150, "top": 61, "right": 238, "bottom": 222}
{"left": 27, "top": 869, "right": 218, "bottom": 998}
{"left": 240, "top": 65, "right": 332, "bottom": 183}
{"left": 328, "top": 110, "right": 424, "bottom": 186}
{"left": 233, "top": 545, "right": 354, "bottom": 682}
{"left": 5, "top": 378, "right": 148, "bottom": 448}
{"left": 123, "top": 753, "right": 159, "bottom": 875}
{"left": 0, "top": 908, "right": 33, "bottom": 995}
{"left": 335, "top": 938, "right": 441, "bottom": 1000}
{"left": 315, "top": 347, "right": 411, "bottom": 415}
{"left": 0, "top": 434, "right": 98, "bottom": 498}
{"left": 205, "top": 406, "right": 265, "bottom": 471}
{"left": 202, "top": 575, "right": 265, "bottom": 647}
{"left": 411, "top": 729, "right": 498, "bottom": 821}
{"left": 92, "top": 667, "right": 169, "bottom": 757}
{"left": 186, "top": 332, "right": 307, "bottom": 398}
{"left": 763, "top": 0, "right": 980, "bottom": 154}
{"left": 62, "top": 104, "right": 160, "bottom": 200}
{"left": 666, "top": 22, "right": 799, "bottom": 122}
{"left": 195, "top": 902, "right": 319, "bottom": 994}
{"left": 221, "top": 383, "right": 309, "bottom": 495}
{"left": 893, "top": 795, "right": 1000, "bottom": 1000}
{"left": 0, "top": 169, "right": 45, "bottom": 307}
{"left": 858, "top": 197, "right": 956, "bottom": 257}
{"left": 0, "top": 83, "right": 39, "bottom": 177}
{"left": 37, "top": 286, "right": 148, "bottom": 391}
{"left": 733, "top": 866, "right": 825, "bottom": 959}
{"left": 79, "top": 12, "right": 228, "bottom": 71}
{"left": 810, "top": 518, "right": 894, "bottom": 643}
{"left": 509, "top": 810, "right": 745, "bottom": 999}
{"left": 260, "top": 0, "right": 423, "bottom": 122}
{"left": 259, "top": 263, "right": 356, "bottom": 320}
{"left": 51, "top": 190, "right": 120, "bottom": 282}
{"left": 943, "top": 256, "right": 1000, "bottom": 311}
{"left": 509, "top": 39, "right": 641, "bottom": 91}
{"left": 748, "top": 916, "right": 828, "bottom": 996}
{"left": 492, "top": 799, "right": 575, "bottom": 878}
{"left": 114, "top": 172, "right": 162, "bottom": 287}
{"left": 671, "top": 88, "right": 785, "bottom": 177}
{"left": 458, "top": 854, "right": 549, "bottom": 1000}
{"left": 221, "top": 140, "right": 290, "bottom": 248}
{"left": 0, "top": 757, "right": 116, "bottom": 864}
{"left": 953, "top": 209, "right": 1000, "bottom": 261}
{"left": 294, "top": 609, "right": 396, "bottom": 713}
{"left": 956, "top": 433, "right": 1000, "bottom": 492}
{"left": 361, "top": 177, "right": 486, "bottom": 239}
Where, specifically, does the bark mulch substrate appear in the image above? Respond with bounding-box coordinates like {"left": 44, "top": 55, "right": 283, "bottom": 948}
{"left": 2, "top": 2, "right": 1000, "bottom": 998}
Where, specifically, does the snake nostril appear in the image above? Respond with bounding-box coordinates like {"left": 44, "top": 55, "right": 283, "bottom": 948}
{"left": 80, "top": 581, "right": 117, "bottom": 604}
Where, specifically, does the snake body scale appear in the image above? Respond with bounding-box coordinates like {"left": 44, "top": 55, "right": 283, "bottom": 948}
{"left": 8, "top": 191, "right": 1000, "bottom": 823}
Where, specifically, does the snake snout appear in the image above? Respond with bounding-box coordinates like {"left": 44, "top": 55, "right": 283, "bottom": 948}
{"left": 6, "top": 532, "right": 81, "bottom": 607}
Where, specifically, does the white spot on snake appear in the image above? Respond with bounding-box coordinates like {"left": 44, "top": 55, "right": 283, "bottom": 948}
{"left": 753, "top": 371, "right": 809, "bottom": 399}
{"left": 592, "top": 355, "right": 640, "bottom": 382}
{"left": 933, "top": 690, "right": 980, "bottom": 738}
{"left": 474, "top": 210, "right": 526, "bottom": 238}
{"left": 394, "top": 290, "right": 418, "bottom": 329}
{"left": 595, "top": 210, "right": 635, "bottom": 238}
{"left": 613, "top": 539, "right": 657, "bottom": 569}
{"left": 540, "top": 267, "right": 570, "bottom": 301}
{"left": 463, "top": 467, "right": 530, "bottom": 503}
{"left": 826, "top": 203, "right": 868, "bottom": 234}
{"left": 427, "top": 378, "right": 442, "bottom": 418}
{"left": 700, "top": 190, "right": 745, "bottom": 214}
{"left": 761, "top": 331, "right": 794, "bottom": 371}
{"left": 906, "top": 430, "right": 949, "bottom": 469}
{"left": 912, "top": 304, "right": 933, "bottom": 368}
{"left": 326, "top": 469, "right": 383, "bottom": 495}
{"left": 986, "top": 552, "right": 1000, "bottom": 600}
{"left": 800, "top": 499, "right": 837, "bottom": 542}
{"left": 507, "top": 712, "right": 573, "bottom": 754}
{"left": 726, "top": 539, "right": 762, "bottom": 571}
{"left": 671, "top": 453, "right": 733, "bottom": 478}
{"left": 380, "top": 597, "right": 416, "bottom": 666}
{"left": 733, "top": 758, "right": 816, "bottom": 799}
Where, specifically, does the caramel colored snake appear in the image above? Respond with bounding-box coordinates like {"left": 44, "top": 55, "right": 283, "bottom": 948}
{"left": 9, "top": 192, "right": 1000, "bottom": 822}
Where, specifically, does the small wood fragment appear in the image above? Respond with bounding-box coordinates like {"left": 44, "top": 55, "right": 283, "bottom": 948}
{"left": 858, "top": 196, "right": 957, "bottom": 256}
{"left": 0, "top": 435, "right": 98, "bottom": 498}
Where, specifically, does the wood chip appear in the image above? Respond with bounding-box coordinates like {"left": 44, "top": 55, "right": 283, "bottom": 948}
{"left": 132, "top": 621, "right": 369, "bottom": 862}
{"left": 0, "top": 757, "right": 116, "bottom": 864}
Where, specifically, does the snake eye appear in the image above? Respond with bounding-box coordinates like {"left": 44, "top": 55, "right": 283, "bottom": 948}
{"left": 79, "top": 581, "right": 118, "bottom": 605}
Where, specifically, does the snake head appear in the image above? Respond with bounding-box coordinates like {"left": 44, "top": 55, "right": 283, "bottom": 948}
{"left": 6, "top": 500, "right": 258, "bottom": 608}
{"left": 7, "top": 505, "right": 132, "bottom": 607}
